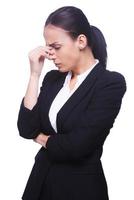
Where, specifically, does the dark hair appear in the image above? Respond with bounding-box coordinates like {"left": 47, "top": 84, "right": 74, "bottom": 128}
{"left": 45, "top": 6, "right": 107, "bottom": 68}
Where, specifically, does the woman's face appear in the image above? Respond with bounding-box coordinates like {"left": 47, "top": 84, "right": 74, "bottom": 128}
{"left": 44, "top": 24, "right": 81, "bottom": 73}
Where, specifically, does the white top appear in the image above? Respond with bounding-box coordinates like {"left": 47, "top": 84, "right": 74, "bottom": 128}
{"left": 49, "top": 59, "right": 99, "bottom": 132}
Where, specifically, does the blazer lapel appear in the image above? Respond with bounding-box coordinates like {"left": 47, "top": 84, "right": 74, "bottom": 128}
{"left": 45, "top": 72, "right": 67, "bottom": 108}
{"left": 40, "top": 71, "right": 67, "bottom": 134}
{"left": 56, "top": 63, "right": 105, "bottom": 133}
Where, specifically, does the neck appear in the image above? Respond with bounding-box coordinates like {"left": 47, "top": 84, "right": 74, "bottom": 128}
{"left": 71, "top": 48, "right": 96, "bottom": 78}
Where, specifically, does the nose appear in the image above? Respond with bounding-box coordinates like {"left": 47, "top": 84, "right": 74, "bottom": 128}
{"left": 49, "top": 49, "right": 57, "bottom": 60}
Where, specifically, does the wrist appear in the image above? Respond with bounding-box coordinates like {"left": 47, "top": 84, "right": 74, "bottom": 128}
{"left": 43, "top": 135, "right": 50, "bottom": 148}
{"left": 30, "top": 72, "right": 41, "bottom": 79}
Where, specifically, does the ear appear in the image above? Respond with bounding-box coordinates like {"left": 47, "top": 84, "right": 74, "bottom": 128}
{"left": 77, "top": 34, "right": 88, "bottom": 50}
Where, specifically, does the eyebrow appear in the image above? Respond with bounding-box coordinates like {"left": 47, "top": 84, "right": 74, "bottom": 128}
{"left": 47, "top": 42, "right": 61, "bottom": 47}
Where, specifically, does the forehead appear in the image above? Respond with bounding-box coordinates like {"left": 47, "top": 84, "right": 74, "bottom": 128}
{"left": 44, "top": 24, "right": 72, "bottom": 45}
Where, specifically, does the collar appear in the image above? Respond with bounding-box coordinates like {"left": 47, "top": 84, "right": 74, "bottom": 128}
{"left": 64, "top": 59, "right": 99, "bottom": 87}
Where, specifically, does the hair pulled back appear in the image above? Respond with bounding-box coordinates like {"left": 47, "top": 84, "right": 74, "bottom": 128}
{"left": 45, "top": 6, "right": 107, "bottom": 68}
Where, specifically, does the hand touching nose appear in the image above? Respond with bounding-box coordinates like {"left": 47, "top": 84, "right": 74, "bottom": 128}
{"left": 28, "top": 46, "right": 52, "bottom": 76}
{"left": 47, "top": 48, "right": 57, "bottom": 60}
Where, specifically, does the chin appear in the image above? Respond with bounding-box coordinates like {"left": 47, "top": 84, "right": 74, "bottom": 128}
{"left": 58, "top": 67, "right": 69, "bottom": 73}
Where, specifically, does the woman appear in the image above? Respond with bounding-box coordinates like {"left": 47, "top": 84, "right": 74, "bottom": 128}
{"left": 17, "top": 6, "right": 126, "bottom": 200}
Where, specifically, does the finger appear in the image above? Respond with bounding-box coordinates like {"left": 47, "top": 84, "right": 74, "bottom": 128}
{"left": 45, "top": 52, "right": 53, "bottom": 60}
{"left": 44, "top": 49, "right": 52, "bottom": 56}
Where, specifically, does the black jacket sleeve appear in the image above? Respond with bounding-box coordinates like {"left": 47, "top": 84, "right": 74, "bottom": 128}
{"left": 17, "top": 71, "right": 52, "bottom": 139}
{"left": 45, "top": 72, "right": 126, "bottom": 161}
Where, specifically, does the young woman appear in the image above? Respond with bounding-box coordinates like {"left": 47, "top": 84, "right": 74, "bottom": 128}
{"left": 17, "top": 6, "right": 126, "bottom": 200}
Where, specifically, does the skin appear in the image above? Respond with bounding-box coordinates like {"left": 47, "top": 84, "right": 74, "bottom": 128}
{"left": 43, "top": 24, "right": 96, "bottom": 77}
{"left": 26, "top": 24, "right": 96, "bottom": 147}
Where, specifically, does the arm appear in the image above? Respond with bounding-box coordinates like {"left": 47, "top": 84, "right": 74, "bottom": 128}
{"left": 45, "top": 73, "right": 126, "bottom": 162}
{"left": 24, "top": 73, "right": 40, "bottom": 110}
{"left": 17, "top": 70, "right": 53, "bottom": 139}
{"left": 17, "top": 46, "right": 52, "bottom": 139}
{"left": 24, "top": 46, "right": 52, "bottom": 110}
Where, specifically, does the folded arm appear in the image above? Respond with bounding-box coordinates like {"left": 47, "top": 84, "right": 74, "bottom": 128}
{"left": 45, "top": 73, "right": 126, "bottom": 161}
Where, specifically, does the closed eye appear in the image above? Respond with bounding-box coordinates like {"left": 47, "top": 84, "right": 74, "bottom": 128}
{"left": 54, "top": 46, "right": 61, "bottom": 50}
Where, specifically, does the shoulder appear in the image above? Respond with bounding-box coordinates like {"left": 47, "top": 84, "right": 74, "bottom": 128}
{"left": 42, "top": 70, "right": 67, "bottom": 84}
{"left": 43, "top": 69, "right": 63, "bottom": 80}
{"left": 102, "top": 69, "right": 125, "bottom": 82}
{"left": 94, "top": 69, "right": 127, "bottom": 99}
{"left": 98, "top": 69, "right": 126, "bottom": 88}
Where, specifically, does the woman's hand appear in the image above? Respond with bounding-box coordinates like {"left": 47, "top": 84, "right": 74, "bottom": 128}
{"left": 33, "top": 133, "right": 50, "bottom": 148}
{"left": 28, "top": 46, "right": 52, "bottom": 77}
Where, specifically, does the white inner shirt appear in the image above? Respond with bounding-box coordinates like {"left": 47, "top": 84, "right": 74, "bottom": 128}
{"left": 49, "top": 59, "right": 99, "bottom": 132}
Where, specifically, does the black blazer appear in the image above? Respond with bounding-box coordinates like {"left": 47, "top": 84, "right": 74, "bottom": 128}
{"left": 17, "top": 63, "right": 126, "bottom": 200}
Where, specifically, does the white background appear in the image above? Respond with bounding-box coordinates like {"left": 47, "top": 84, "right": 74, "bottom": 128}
{"left": 0, "top": 0, "right": 133, "bottom": 199}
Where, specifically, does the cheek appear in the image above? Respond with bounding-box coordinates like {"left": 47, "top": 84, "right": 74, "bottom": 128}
{"left": 62, "top": 47, "right": 79, "bottom": 63}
